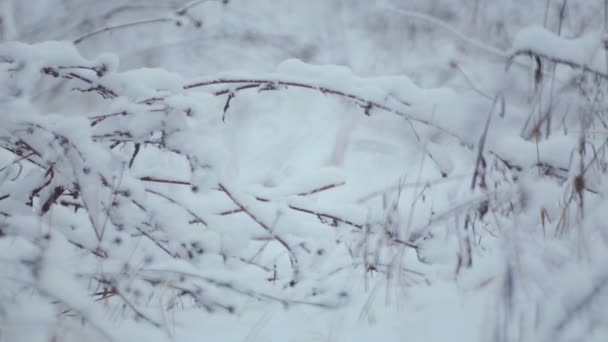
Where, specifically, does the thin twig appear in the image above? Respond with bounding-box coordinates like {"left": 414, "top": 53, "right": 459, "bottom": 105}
{"left": 287, "top": 205, "right": 363, "bottom": 230}
{"left": 472, "top": 94, "right": 504, "bottom": 190}
{"left": 184, "top": 78, "right": 467, "bottom": 144}
{"left": 74, "top": 18, "right": 174, "bottom": 45}
{"left": 295, "top": 181, "right": 346, "bottom": 196}
{"left": 145, "top": 188, "right": 208, "bottom": 226}
{"left": 139, "top": 176, "right": 191, "bottom": 186}
{"left": 218, "top": 183, "right": 299, "bottom": 275}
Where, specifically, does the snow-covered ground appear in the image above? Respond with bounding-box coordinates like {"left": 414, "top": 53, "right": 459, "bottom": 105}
{"left": 1, "top": 1, "right": 608, "bottom": 341}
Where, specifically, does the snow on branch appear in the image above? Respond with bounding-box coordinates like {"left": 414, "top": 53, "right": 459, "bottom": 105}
{"left": 4, "top": 33, "right": 604, "bottom": 340}
{"left": 2, "top": 42, "right": 374, "bottom": 337}
{"left": 508, "top": 25, "right": 607, "bottom": 79}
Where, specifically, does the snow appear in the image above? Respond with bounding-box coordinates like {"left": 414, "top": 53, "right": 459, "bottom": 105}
{"left": 511, "top": 25, "right": 603, "bottom": 72}
{"left": 1, "top": 1, "right": 608, "bottom": 342}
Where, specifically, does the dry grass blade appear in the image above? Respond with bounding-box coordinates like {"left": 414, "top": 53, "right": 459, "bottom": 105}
{"left": 471, "top": 94, "right": 504, "bottom": 190}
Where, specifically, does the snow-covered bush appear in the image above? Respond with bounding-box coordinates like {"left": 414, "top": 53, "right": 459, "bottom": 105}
{"left": 0, "top": 43, "right": 370, "bottom": 340}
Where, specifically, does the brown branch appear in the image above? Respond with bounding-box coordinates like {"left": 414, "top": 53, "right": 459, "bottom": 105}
{"left": 73, "top": 18, "right": 174, "bottom": 45}
{"left": 183, "top": 78, "right": 465, "bottom": 143}
{"left": 140, "top": 268, "right": 337, "bottom": 309}
{"left": 129, "top": 143, "right": 141, "bottom": 168}
{"left": 145, "top": 188, "right": 207, "bottom": 226}
{"left": 16, "top": 139, "right": 42, "bottom": 157}
{"left": 185, "top": 78, "right": 410, "bottom": 105}
{"left": 57, "top": 65, "right": 109, "bottom": 77}
{"left": 59, "top": 200, "right": 84, "bottom": 212}
{"left": 218, "top": 183, "right": 299, "bottom": 273}
{"left": 0, "top": 151, "right": 34, "bottom": 177}
{"left": 295, "top": 181, "right": 346, "bottom": 196}
{"left": 139, "top": 176, "right": 191, "bottom": 186}
{"left": 217, "top": 182, "right": 361, "bottom": 230}
{"left": 490, "top": 151, "right": 598, "bottom": 194}
{"left": 67, "top": 239, "right": 108, "bottom": 258}
{"left": 28, "top": 175, "right": 53, "bottom": 206}
{"left": 93, "top": 287, "right": 117, "bottom": 301}
{"left": 219, "top": 208, "right": 243, "bottom": 216}
{"left": 89, "top": 111, "right": 128, "bottom": 127}
{"left": 287, "top": 205, "right": 364, "bottom": 230}
{"left": 551, "top": 273, "right": 608, "bottom": 336}
{"left": 74, "top": 0, "right": 215, "bottom": 45}
{"left": 508, "top": 49, "right": 608, "bottom": 80}
{"left": 0, "top": 146, "right": 45, "bottom": 169}
{"left": 392, "top": 238, "right": 420, "bottom": 250}
{"left": 114, "top": 289, "right": 163, "bottom": 328}
{"left": 218, "top": 181, "right": 346, "bottom": 216}
{"left": 135, "top": 226, "right": 175, "bottom": 257}
{"left": 41, "top": 67, "right": 118, "bottom": 98}
{"left": 40, "top": 186, "right": 65, "bottom": 215}
{"left": 237, "top": 257, "right": 273, "bottom": 272}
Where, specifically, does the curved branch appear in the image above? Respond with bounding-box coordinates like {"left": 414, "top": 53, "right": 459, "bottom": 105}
{"left": 74, "top": 18, "right": 174, "bottom": 45}
{"left": 145, "top": 188, "right": 208, "bottom": 226}
{"left": 185, "top": 78, "right": 410, "bottom": 106}
{"left": 508, "top": 49, "right": 608, "bottom": 80}
{"left": 184, "top": 78, "right": 466, "bottom": 143}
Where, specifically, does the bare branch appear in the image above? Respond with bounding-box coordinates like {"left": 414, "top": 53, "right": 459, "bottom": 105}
{"left": 218, "top": 183, "right": 299, "bottom": 277}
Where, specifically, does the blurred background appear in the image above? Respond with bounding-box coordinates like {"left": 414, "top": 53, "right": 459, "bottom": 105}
{"left": 2, "top": 0, "right": 602, "bottom": 85}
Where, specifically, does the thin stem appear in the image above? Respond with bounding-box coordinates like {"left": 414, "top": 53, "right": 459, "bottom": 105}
{"left": 184, "top": 78, "right": 467, "bottom": 144}
{"left": 218, "top": 183, "right": 299, "bottom": 276}
{"left": 74, "top": 18, "right": 174, "bottom": 45}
